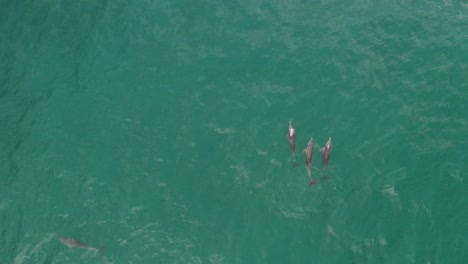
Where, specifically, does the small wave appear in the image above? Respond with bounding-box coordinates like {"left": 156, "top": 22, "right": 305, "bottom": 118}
{"left": 14, "top": 233, "right": 56, "bottom": 264}
{"left": 381, "top": 185, "right": 398, "bottom": 197}
{"left": 214, "top": 127, "right": 235, "bottom": 134}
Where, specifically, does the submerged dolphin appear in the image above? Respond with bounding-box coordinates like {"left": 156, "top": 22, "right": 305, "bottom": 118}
{"left": 320, "top": 137, "right": 332, "bottom": 171}
{"left": 287, "top": 121, "right": 296, "bottom": 158}
{"left": 303, "top": 137, "right": 316, "bottom": 186}
{"left": 59, "top": 237, "right": 105, "bottom": 256}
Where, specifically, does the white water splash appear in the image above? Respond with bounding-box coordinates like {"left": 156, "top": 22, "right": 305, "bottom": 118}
{"left": 381, "top": 185, "right": 398, "bottom": 196}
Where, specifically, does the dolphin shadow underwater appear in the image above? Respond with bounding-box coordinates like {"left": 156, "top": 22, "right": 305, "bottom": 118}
{"left": 291, "top": 162, "right": 301, "bottom": 168}
{"left": 319, "top": 175, "right": 331, "bottom": 182}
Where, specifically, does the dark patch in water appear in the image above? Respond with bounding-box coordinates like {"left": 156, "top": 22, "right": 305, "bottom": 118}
{"left": 291, "top": 162, "right": 301, "bottom": 168}
{"left": 320, "top": 176, "right": 330, "bottom": 182}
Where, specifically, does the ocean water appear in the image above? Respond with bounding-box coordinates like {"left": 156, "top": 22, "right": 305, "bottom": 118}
{"left": 1, "top": 0, "right": 467, "bottom": 263}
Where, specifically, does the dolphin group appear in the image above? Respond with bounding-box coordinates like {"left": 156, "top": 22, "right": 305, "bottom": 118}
{"left": 287, "top": 121, "right": 332, "bottom": 187}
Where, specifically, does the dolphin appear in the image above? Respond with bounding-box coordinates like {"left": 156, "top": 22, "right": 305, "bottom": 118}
{"left": 59, "top": 237, "right": 105, "bottom": 256}
{"left": 320, "top": 137, "right": 332, "bottom": 171}
{"left": 287, "top": 121, "right": 296, "bottom": 158}
{"left": 303, "top": 137, "right": 316, "bottom": 186}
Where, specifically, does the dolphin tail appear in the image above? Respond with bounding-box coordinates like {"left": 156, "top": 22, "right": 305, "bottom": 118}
{"left": 98, "top": 246, "right": 105, "bottom": 256}
{"left": 308, "top": 179, "right": 317, "bottom": 187}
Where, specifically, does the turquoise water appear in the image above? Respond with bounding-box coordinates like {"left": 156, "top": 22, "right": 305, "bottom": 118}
{"left": 1, "top": 0, "right": 467, "bottom": 263}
